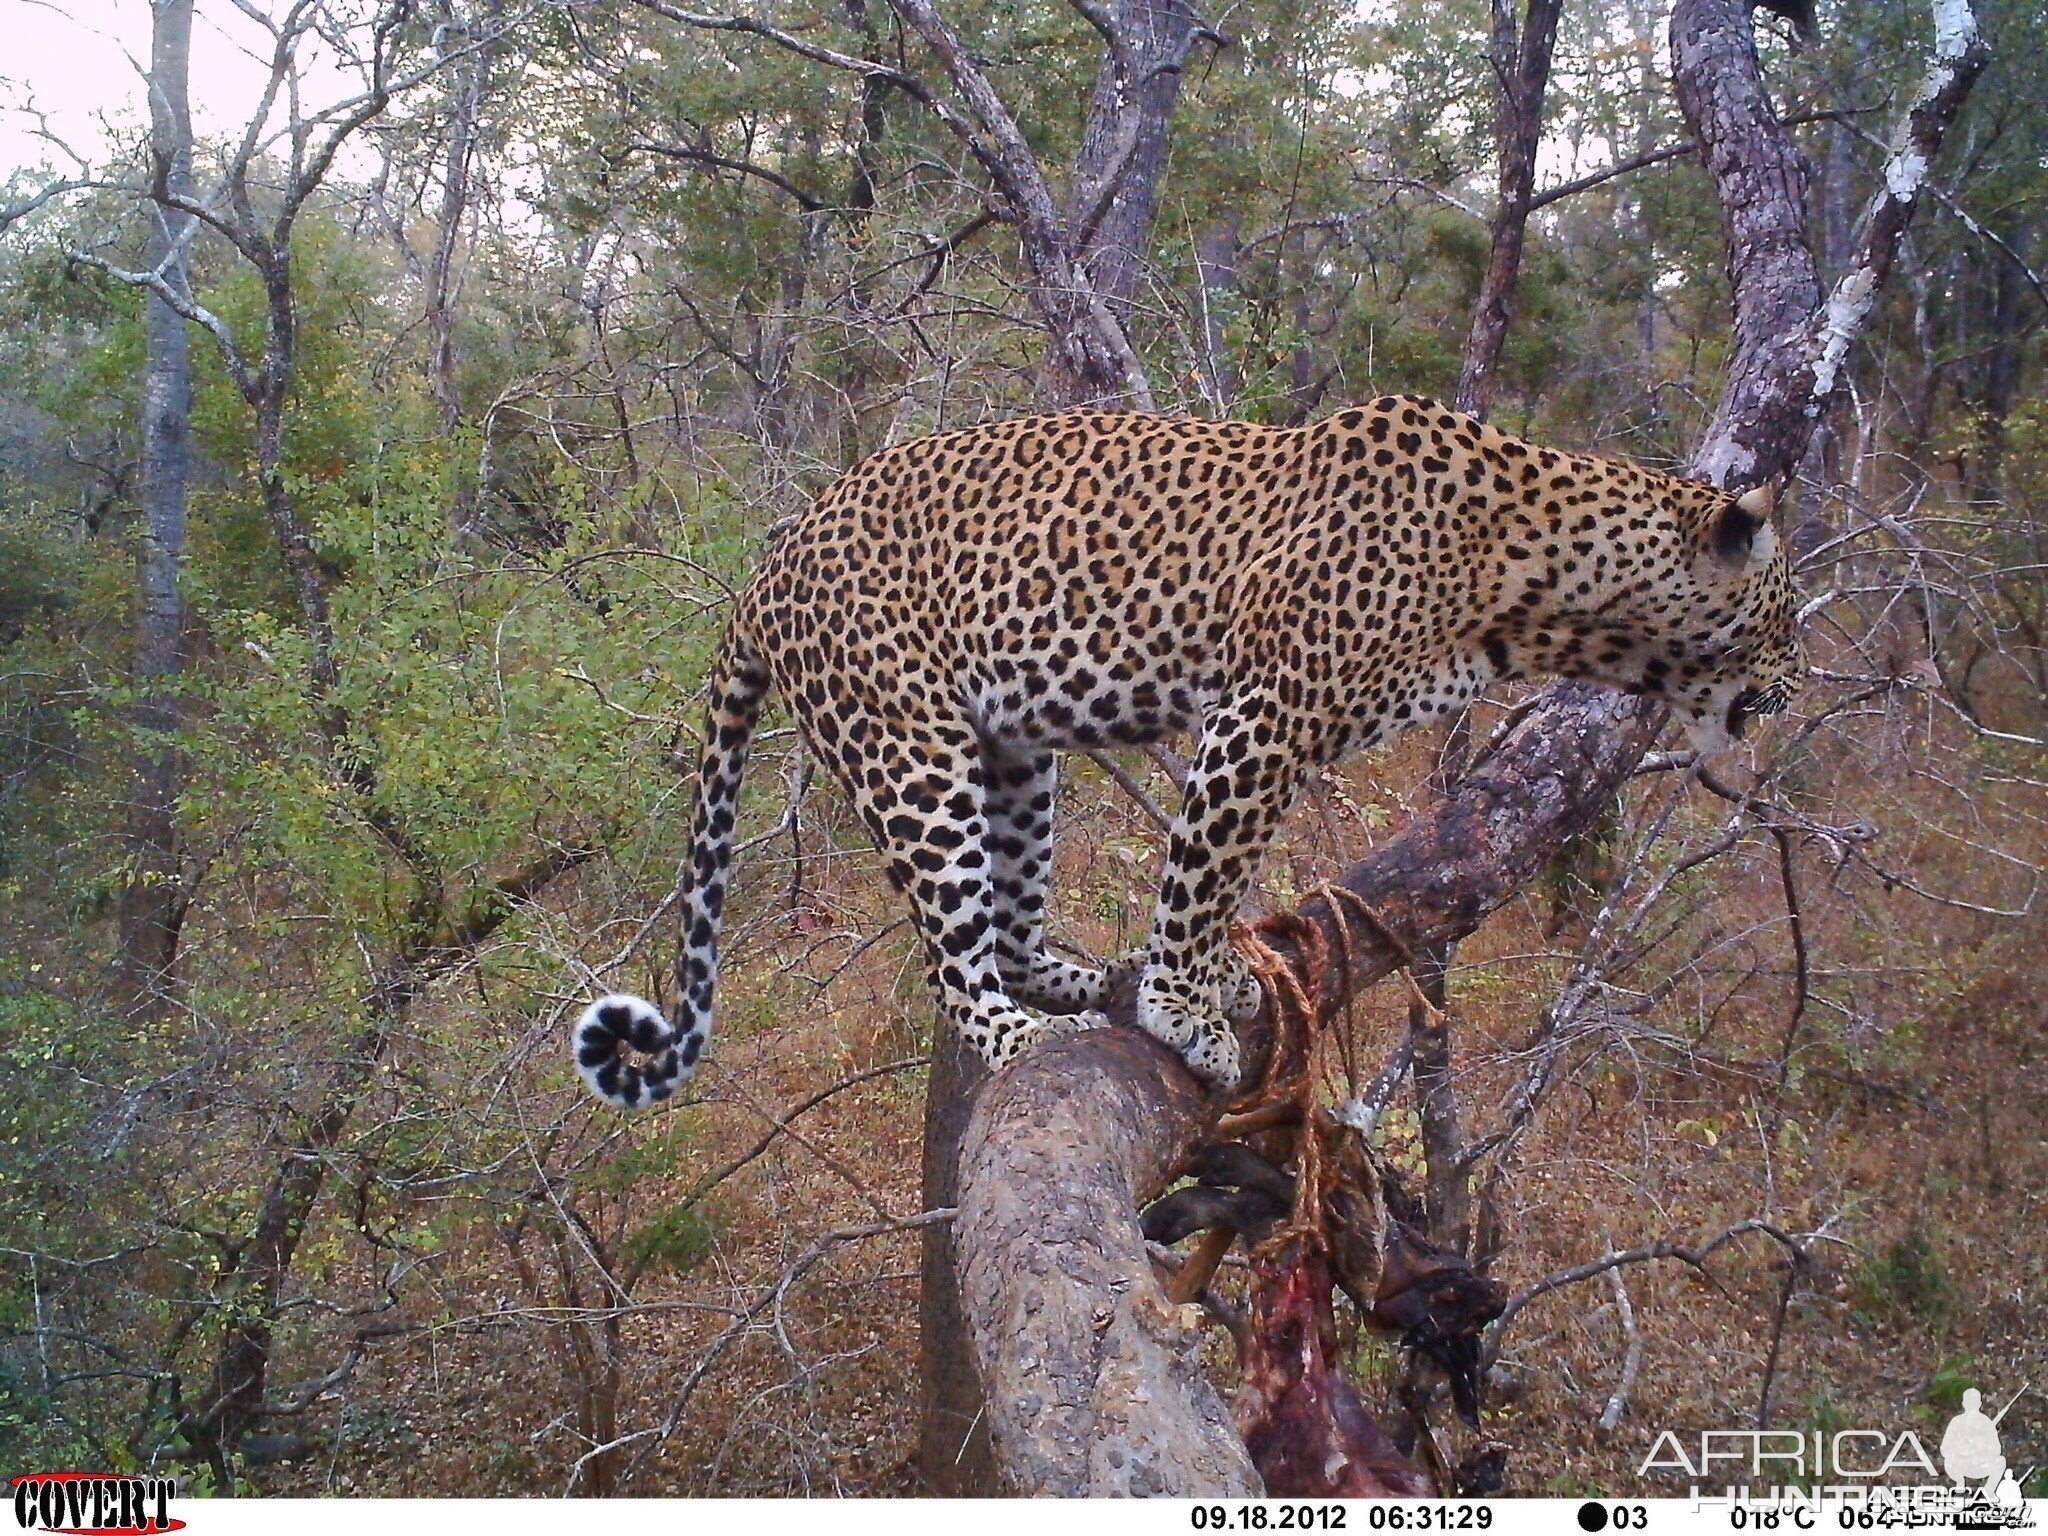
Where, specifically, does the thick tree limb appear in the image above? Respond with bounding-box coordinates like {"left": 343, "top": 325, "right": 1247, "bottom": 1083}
{"left": 1674, "top": 0, "right": 1986, "bottom": 489}
{"left": 957, "top": 1024, "right": 1258, "bottom": 1494}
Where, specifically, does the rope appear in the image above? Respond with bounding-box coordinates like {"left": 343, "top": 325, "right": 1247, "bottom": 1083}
{"left": 1221, "top": 886, "right": 1456, "bottom": 1261}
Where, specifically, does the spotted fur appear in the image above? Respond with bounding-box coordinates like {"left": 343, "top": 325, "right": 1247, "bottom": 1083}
{"left": 574, "top": 397, "right": 1799, "bottom": 1103}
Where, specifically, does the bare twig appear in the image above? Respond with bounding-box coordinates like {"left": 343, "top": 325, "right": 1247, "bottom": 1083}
{"left": 1086, "top": 748, "right": 1173, "bottom": 833}
{"left": 577, "top": 1207, "right": 955, "bottom": 1492}
{"left": 677, "top": 1057, "right": 931, "bottom": 1214}
{"left": 1490, "top": 1217, "right": 1799, "bottom": 1341}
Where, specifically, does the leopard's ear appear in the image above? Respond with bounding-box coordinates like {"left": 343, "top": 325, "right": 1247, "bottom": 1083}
{"left": 1709, "top": 485, "right": 1778, "bottom": 567}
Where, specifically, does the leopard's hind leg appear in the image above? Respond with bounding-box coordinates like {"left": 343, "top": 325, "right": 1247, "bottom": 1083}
{"left": 809, "top": 689, "right": 1092, "bottom": 1073}
{"left": 981, "top": 743, "right": 1113, "bottom": 1015}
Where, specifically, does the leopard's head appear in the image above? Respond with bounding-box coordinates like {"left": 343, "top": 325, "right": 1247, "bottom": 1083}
{"left": 1501, "top": 474, "right": 1802, "bottom": 753}
{"left": 1635, "top": 482, "right": 1802, "bottom": 755}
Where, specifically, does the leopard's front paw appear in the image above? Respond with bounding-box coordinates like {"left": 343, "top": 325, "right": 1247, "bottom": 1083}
{"left": 1180, "top": 1025, "right": 1243, "bottom": 1092}
{"left": 1218, "top": 948, "right": 1265, "bottom": 1025}
{"left": 1138, "top": 983, "right": 1241, "bottom": 1091}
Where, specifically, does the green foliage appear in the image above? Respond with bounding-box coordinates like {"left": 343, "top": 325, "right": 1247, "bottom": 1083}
{"left": 0, "top": 512, "right": 76, "bottom": 641}
{"left": 1924, "top": 1355, "right": 1981, "bottom": 1417}
{"left": 1784, "top": 1392, "right": 1849, "bottom": 1488}
{"left": 1855, "top": 1224, "right": 1953, "bottom": 1327}
{"left": 623, "top": 1203, "right": 725, "bottom": 1278}
{"left": 0, "top": 188, "right": 775, "bottom": 1474}
{"left": 1543, "top": 1472, "right": 1608, "bottom": 1498}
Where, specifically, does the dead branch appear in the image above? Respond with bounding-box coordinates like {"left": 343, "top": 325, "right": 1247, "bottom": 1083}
{"left": 675, "top": 1056, "right": 929, "bottom": 1217}
{"left": 1596, "top": 1265, "right": 1640, "bottom": 1433}
{"left": 1086, "top": 748, "right": 1174, "bottom": 833}
{"left": 1489, "top": 1217, "right": 1799, "bottom": 1340}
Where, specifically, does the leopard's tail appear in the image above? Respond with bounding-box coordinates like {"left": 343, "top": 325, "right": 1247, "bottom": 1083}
{"left": 573, "top": 628, "right": 770, "bottom": 1108}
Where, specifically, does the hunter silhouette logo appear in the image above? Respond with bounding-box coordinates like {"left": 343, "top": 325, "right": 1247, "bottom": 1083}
{"left": 9, "top": 1475, "right": 182, "bottom": 1535}
{"left": 1947, "top": 1387, "right": 2035, "bottom": 1530}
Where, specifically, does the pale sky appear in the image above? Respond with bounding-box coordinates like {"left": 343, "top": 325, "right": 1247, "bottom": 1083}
{"left": 2, "top": 0, "right": 367, "bottom": 183}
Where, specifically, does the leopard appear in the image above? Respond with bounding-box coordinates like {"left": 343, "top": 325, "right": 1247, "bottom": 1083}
{"left": 572, "top": 396, "right": 1800, "bottom": 1108}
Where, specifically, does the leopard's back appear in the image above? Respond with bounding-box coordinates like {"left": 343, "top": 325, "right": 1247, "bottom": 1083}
{"left": 739, "top": 410, "right": 1404, "bottom": 751}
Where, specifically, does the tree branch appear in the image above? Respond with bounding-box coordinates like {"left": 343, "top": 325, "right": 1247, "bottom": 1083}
{"left": 64, "top": 250, "right": 257, "bottom": 398}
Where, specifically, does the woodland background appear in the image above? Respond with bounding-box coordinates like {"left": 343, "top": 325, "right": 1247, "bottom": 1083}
{"left": 0, "top": 0, "right": 2043, "bottom": 1498}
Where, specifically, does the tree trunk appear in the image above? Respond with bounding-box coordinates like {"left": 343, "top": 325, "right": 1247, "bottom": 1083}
{"left": 1670, "top": 0, "right": 1820, "bottom": 490}
{"left": 1409, "top": 948, "right": 1468, "bottom": 1252}
{"left": 115, "top": 0, "right": 196, "bottom": 1021}
{"left": 882, "top": 0, "right": 1154, "bottom": 411}
{"left": 1067, "top": 0, "right": 1201, "bottom": 315}
{"left": 1410, "top": 711, "right": 1472, "bottom": 1254}
{"left": 186, "top": 1016, "right": 396, "bottom": 1480}
{"left": 912, "top": 0, "right": 1208, "bottom": 1471}
{"left": 1454, "top": 0, "right": 1563, "bottom": 419}
{"left": 425, "top": 5, "right": 491, "bottom": 438}
{"left": 958, "top": 1018, "right": 1263, "bottom": 1495}
{"left": 915, "top": 1025, "right": 999, "bottom": 1493}
{"left": 1676, "top": 0, "right": 1984, "bottom": 491}
{"left": 1968, "top": 238, "right": 2024, "bottom": 505}
{"left": 952, "top": 0, "right": 1986, "bottom": 1494}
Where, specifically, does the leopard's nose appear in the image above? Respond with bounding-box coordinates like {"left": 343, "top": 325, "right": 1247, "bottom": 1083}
{"left": 1726, "top": 686, "right": 1763, "bottom": 741}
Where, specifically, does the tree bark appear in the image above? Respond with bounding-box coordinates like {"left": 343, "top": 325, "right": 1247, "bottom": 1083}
{"left": 1067, "top": 0, "right": 1201, "bottom": 315}
{"left": 1674, "top": 0, "right": 1985, "bottom": 491}
{"left": 425, "top": 2, "right": 494, "bottom": 439}
{"left": 915, "top": 1025, "right": 1000, "bottom": 1493}
{"left": 952, "top": 0, "right": 1986, "bottom": 1495}
{"left": 1454, "top": 0, "right": 1563, "bottom": 419}
{"left": 1669, "top": 0, "right": 1822, "bottom": 490}
{"left": 957, "top": 1020, "right": 1262, "bottom": 1495}
{"left": 1409, "top": 945, "right": 1468, "bottom": 1251}
{"left": 115, "top": 0, "right": 196, "bottom": 1021}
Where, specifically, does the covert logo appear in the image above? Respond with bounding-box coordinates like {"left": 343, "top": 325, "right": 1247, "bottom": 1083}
{"left": 9, "top": 1475, "right": 182, "bottom": 1535}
